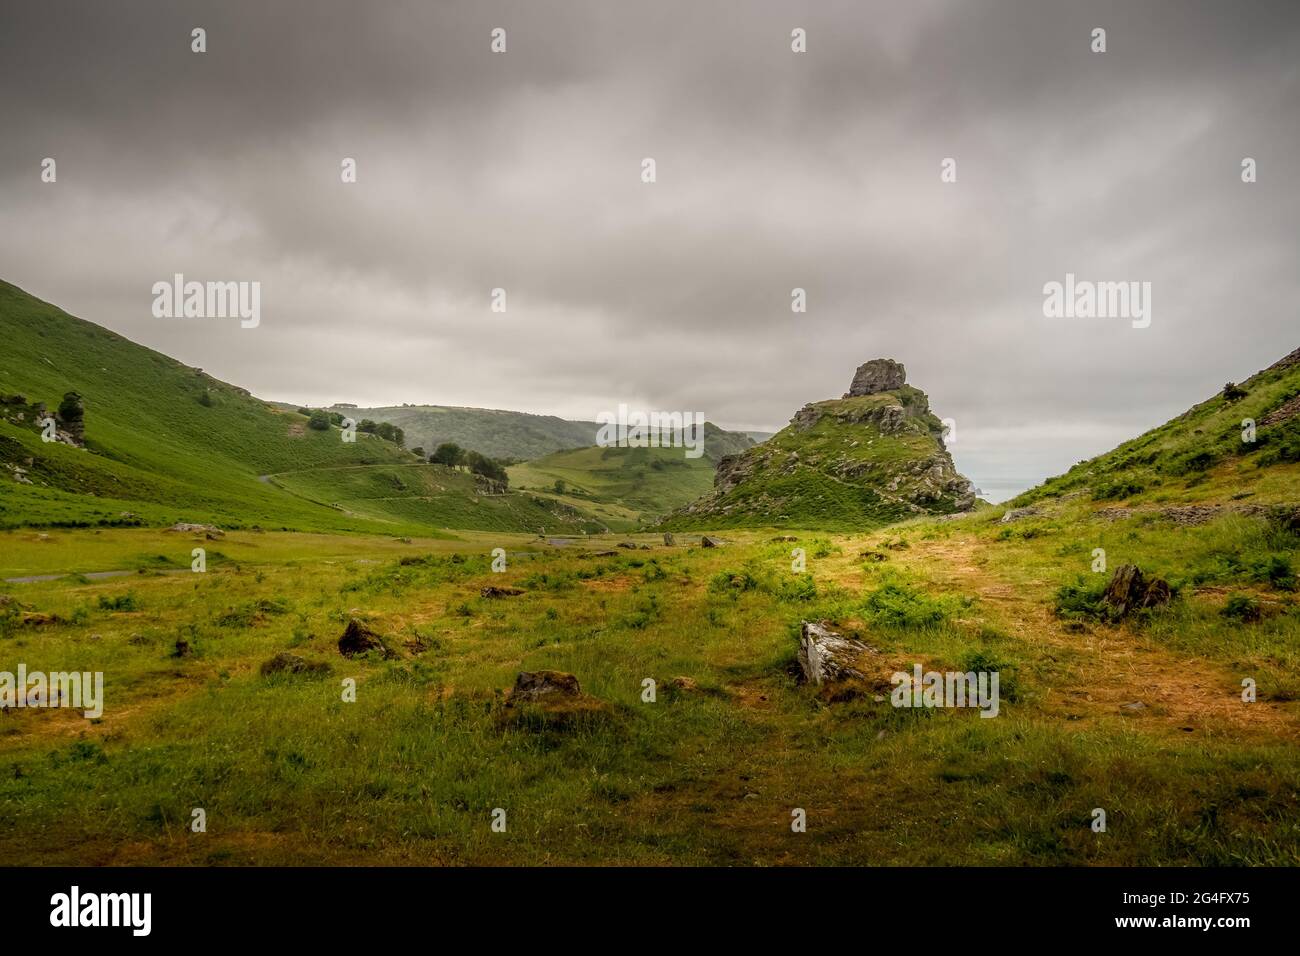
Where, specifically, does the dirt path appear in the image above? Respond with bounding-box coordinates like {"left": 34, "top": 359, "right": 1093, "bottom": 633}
{"left": 902, "top": 535, "right": 1299, "bottom": 739}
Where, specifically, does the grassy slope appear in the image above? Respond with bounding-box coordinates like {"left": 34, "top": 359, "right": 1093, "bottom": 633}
{"left": 1017, "top": 347, "right": 1300, "bottom": 509}
{"left": 508, "top": 445, "right": 718, "bottom": 531}
{"left": 331, "top": 405, "right": 599, "bottom": 462}
{"left": 0, "top": 281, "right": 596, "bottom": 535}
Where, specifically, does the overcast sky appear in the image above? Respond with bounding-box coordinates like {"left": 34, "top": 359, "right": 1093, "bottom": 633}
{"left": 2, "top": 1, "right": 1297, "bottom": 500}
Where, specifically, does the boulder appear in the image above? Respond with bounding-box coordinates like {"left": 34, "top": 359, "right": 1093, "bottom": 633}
{"left": 845, "top": 359, "right": 906, "bottom": 397}
{"left": 700, "top": 535, "right": 722, "bottom": 548}
{"left": 338, "top": 618, "right": 396, "bottom": 658}
{"left": 480, "top": 585, "right": 524, "bottom": 598}
{"left": 1102, "top": 565, "right": 1172, "bottom": 618}
{"left": 662, "top": 532, "right": 675, "bottom": 546}
{"left": 1000, "top": 507, "right": 1038, "bottom": 523}
{"left": 261, "top": 652, "right": 332, "bottom": 677}
{"left": 507, "top": 670, "right": 582, "bottom": 703}
{"left": 798, "top": 621, "right": 877, "bottom": 686}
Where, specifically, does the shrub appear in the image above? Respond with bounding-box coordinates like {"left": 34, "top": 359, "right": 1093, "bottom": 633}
{"left": 775, "top": 573, "right": 818, "bottom": 602}
{"left": 97, "top": 593, "right": 138, "bottom": 612}
{"left": 1251, "top": 554, "right": 1296, "bottom": 592}
{"left": 1053, "top": 577, "right": 1111, "bottom": 622}
{"left": 864, "top": 581, "right": 949, "bottom": 629}
{"left": 307, "top": 409, "right": 331, "bottom": 431}
{"left": 1221, "top": 594, "right": 1261, "bottom": 622}
{"left": 1092, "top": 480, "right": 1145, "bottom": 501}
{"left": 710, "top": 568, "right": 759, "bottom": 594}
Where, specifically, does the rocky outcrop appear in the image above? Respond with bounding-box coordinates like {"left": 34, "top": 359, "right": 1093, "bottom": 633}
{"left": 845, "top": 359, "right": 907, "bottom": 397}
{"left": 663, "top": 358, "right": 977, "bottom": 529}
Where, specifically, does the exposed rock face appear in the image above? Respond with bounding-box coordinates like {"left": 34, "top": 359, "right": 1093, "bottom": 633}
{"left": 846, "top": 359, "right": 906, "bottom": 397}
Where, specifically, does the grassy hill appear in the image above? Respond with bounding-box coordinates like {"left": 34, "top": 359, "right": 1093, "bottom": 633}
{"left": 0, "top": 280, "right": 596, "bottom": 535}
{"left": 508, "top": 445, "right": 712, "bottom": 531}
{"left": 327, "top": 404, "right": 601, "bottom": 462}
{"left": 664, "top": 381, "right": 975, "bottom": 531}
{"left": 332, "top": 403, "right": 756, "bottom": 466}
{"left": 1016, "top": 346, "right": 1300, "bottom": 510}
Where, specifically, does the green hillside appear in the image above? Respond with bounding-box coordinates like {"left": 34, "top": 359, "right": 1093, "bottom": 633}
{"left": 0, "top": 280, "right": 595, "bottom": 535}
{"left": 1017, "top": 346, "right": 1300, "bottom": 510}
{"left": 332, "top": 404, "right": 756, "bottom": 466}
{"left": 329, "top": 404, "right": 600, "bottom": 462}
{"left": 663, "top": 369, "right": 976, "bottom": 531}
{"left": 508, "top": 444, "right": 716, "bottom": 530}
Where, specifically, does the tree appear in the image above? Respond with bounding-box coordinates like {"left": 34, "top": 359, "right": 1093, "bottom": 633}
{"left": 466, "top": 451, "right": 509, "bottom": 488}
{"left": 307, "top": 409, "right": 331, "bottom": 430}
{"left": 430, "top": 442, "right": 464, "bottom": 468}
{"left": 553, "top": 479, "right": 567, "bottom": 494}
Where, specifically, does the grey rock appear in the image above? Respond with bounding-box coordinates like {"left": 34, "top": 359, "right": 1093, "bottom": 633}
{"left": 846, "top": 359, "right": 906, "bottom": 397}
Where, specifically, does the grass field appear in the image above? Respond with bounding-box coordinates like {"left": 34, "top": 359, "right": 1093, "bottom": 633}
{"left": 2, "top": 502, "right": 1297, "bottom": 866}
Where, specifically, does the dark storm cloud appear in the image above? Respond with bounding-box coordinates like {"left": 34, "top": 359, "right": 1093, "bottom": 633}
{"left": 1, "top": 0, "right": 1297, "bottom": 498}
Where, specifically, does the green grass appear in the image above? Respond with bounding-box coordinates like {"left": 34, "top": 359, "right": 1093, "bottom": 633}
{"left": 1, "top": 513, "right": 1296, "bottom": 865}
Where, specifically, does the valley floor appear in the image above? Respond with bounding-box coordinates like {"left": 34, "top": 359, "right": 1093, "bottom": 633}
{"left": 1, "top": 506, "right": 1297, "bottom": 865}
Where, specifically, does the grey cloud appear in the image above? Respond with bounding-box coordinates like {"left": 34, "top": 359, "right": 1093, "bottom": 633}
{"left": 1, "top": 0, "right": 1297, "bottom": 499}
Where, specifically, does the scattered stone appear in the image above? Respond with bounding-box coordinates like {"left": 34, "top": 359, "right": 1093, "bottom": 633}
{"left": 797, "top": 621, "right": 878, "bottom": 687}
{"left": 617, "top": 542, "right": 636, "bottom": 549}
{"left": 480, "top": 585, "right": 524, "bottom": 598}
{"left": 1000, "top": 507, "right": 1038, "bottom": 523}
{"left": 1102, "top": 565, "right": 1172, "bottom": 618}
{"left": 172, "top": 639, "right": 192, "bottom": 658}
{"left": 860, "top": 550, "right": 888, "bottom": 562}
{"left": 587, "top": 550, "right": 618, "bottom": 557}
{"left": 1120, "top": 701, "right": 1147, "bottom": 714}
{"left": 338, "top": 618, "right": 396, "bottom": 658}
{"left": 845, "top": 358, "right": 906, "bottom": 397}
{"left": 662, "top": 532, "right": 675, "bottom": 546}
{"left": 500, "top": 670, "right": 612, "bottom": 730}
{"left": 700, "top": 535, "right": 722, "bottom": 548}
{"left": 19, "top": 612, "right": 63, "bottom": 628}
{"left": 507, "top": 670, "right": 582, "bottom": 702}
{"left": 168, "top": 522, "right": 224, "bottom": 537}
{"left": 669, "top": 676, "right": 698, "bottom": 691}
{"left": 260, "top": 652, "right": 332, "bottom": 677}
{"left": 770, "top": 535, "right": 798, "bottom": 542}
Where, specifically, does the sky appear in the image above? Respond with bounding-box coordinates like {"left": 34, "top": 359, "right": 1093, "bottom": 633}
{"left": 1, "top": 1, "right": 1297, "bottom": 501}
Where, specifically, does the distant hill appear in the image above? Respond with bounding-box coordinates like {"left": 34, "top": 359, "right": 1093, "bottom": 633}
{"left": 506, "top": 442, "right": 720, "bottom": 533}
{"left": 0, "top": 280, "right": 599, "bottom": 534}
{"left": 327, "top": 404, "right": 598, "bottom": 462}
{"left": 1016, "top": 346, "right": 1300, "bottom": 509}
{"left": 663, "top": 359, "right": 976, "bottom": 530}
{"left": 326, "top": 403, "right": 756, "bottom": 463}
